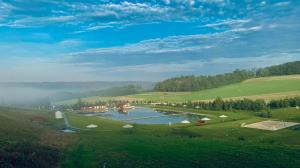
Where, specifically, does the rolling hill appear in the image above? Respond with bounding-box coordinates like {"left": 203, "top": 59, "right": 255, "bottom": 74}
{"left": 57, "top": 75, "right": 300, "bottom": 104}
{"left": 128, "top": 75, "right": 300, "bottom": 102}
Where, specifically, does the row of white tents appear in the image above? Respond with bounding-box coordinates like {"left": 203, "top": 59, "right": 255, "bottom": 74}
{"left": 180, "top": 115, "right": 228, "bottom": 124}
{"left": 85, "top": 124, "right": 134, "bottom": 129}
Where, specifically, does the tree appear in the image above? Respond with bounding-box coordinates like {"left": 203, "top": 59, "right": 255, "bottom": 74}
{"left": 213, "top": 97, "right": 224, "bottom": 110}
{"left": 73, "top": 98, "right": 84, "bottom": 110}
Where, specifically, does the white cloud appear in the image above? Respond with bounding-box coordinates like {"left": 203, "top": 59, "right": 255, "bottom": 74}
{"left": 59, "top": 39, "right": 82, "bottom": 46}
{"left": 274, "top": 1, "right": 291, "bottom": 7}
{"left": 230, "top": 26, "right": 262, "bottom": 32}
{"left": 0, "top": 0, "right": 240, "bottom": 29}
{"left": 202, "top": 19, "right": 251, "bottom": 28}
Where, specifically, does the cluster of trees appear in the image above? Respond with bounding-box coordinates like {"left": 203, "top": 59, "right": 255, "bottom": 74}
{"left": 154, "top": 70, "right": 255, "bottom": 92}
{"left": 154, "top": 61, "right": 300, "bottom": 92}
{"left": 256, "top": 61, "right": 300, "bottom": 77}
{"left": 143, "top": 96, "right": 300, "bottom": 112}
{"left": 67, "top": 96, "right": 300, "bottom": 112}
{"left": 269, "top": 97, "right": 300, "bottom": 109}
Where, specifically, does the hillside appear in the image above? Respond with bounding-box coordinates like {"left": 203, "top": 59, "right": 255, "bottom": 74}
{"left": 127, "top": 75, "right": 300, "bottom": 102}
{"left": 0, "top": 107, "right": 75, "bottom": 167}
{"left": 154, "top": 61, "right": 300, "bottom": 92}
{"left": 57, "top": 75, "right": 300, "bottom": 104}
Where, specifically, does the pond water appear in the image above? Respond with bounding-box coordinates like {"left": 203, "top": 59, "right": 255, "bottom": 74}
{"left": 83, "top": 107, "right": 202, "bottom": 125}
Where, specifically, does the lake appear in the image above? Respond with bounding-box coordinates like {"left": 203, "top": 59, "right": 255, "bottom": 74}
{"left": 83, "top": 107, "right": 202, "bottom": 124}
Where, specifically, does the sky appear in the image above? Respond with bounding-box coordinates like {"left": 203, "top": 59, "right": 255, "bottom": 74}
{"left": 0, "top": 0, "right": 299, "bottom": 82}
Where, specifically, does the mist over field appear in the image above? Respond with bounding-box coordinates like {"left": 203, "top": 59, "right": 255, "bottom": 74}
{"left": 0, "top": 86, "right": 54, "bottom": 105}
{"left": 0, "top": 81, "right": 155, "bottom": 105}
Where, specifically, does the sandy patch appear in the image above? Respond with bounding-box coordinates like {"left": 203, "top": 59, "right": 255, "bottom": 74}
{"left": 242, "top": 120, "right": 299, "bottom": 131}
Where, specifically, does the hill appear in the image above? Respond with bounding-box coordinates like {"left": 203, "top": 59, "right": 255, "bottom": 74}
{"left": 0, "top": 107, "right": 75, "bottom": 167}
{"left": 154, "top": 61, "right": 300, "bottom": 92}
{"left": 127, "top": 75, "right": 300, "bottom": 103}
{"left": 57, "top": 75, "right": 300, "bottom": 104}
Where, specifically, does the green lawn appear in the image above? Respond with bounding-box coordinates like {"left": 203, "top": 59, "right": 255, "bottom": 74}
{"left": 60, "top": 106, "right": 300, "bottom": 167}
{"left": 1, "top": 106, "right": 300, "bottom": 167}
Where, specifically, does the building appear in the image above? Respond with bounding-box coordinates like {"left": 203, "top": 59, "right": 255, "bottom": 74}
{"left": 116, "top": 103, "right": 135, "bottom": 112}
{"left": 55, "top": 111, "right": 63, "bottom": 119}
{"left": 80, "top": 105, "right": 108, "bottom": 112}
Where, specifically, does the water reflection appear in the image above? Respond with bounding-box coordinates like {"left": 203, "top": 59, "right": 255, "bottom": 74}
{"left": 82, "top": 107, "right": 202, "bottom": 125}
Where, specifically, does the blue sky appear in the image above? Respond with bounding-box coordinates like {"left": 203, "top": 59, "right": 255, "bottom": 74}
{"left": 0, "top": 0, "right": 299, "bottom": 82}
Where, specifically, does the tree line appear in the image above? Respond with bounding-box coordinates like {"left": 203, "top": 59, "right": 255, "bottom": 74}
{"left": 154, "top": 61, "right": 300, "bottom": 92}
{"left": 67, "top": 96, "right": 300, "bottom": 112}
{"left": 140, "top": 96, "right": 300, "bottom": 112}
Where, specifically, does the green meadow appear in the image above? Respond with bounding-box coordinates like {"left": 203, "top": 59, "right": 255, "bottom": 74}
{"left": 2, "top": 105, "right": 300, "bottom": 167}
{"left": 128, "top": 75, "right": 300, "bottom": 102}
{"left": 61, "top": 106, "right": 300, "bottom": 167}
{"left": 57, "top": 75, "right": 300, "bottom": 105}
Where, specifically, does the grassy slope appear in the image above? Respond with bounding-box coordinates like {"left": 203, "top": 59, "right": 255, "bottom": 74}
{"left": 128, "top": 75, "right": 300, "bottom": 102}
{"left": 61, "top": 107, "right": 300, "bottom": 168}
{"left": 0, "top": 107, "right": 75, "bottom": 168}
{"left": 1, "top": 106, "right": 300, "bottom": 167}
{"left": 56, "top": 75, "right": 300, "bottom": 104}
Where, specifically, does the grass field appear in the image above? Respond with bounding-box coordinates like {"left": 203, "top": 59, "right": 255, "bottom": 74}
{"left": 1, "top": 106, "right": 300, "bottom": 167}
{"left": 57, "top": 75, "right": 300, "bottom": 105}
{"left": 60, "top": 106, "right": 300, "bottom": 167}
{"left": 128, "top": 75, "right": 300, "bottom": 102}
{"left": 0, "top": 107, "right": 76, "bottom": 168}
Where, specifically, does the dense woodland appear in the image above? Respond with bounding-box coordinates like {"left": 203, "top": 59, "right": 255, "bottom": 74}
{"left": 154, "top": 61, "right": 300, "bottom": 92}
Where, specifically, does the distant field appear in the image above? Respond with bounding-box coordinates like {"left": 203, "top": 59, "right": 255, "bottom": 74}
{"left": 126, "top": 75, "right": 300, "bottom": 102}
{"left": 58, "top": 75, "right": 300, "bottom": 104}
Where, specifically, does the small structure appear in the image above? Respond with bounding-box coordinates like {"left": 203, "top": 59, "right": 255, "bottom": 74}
{"left": 181, "top": 120, "right": 191, "bottom": 124}
{"left": 62, "top": 129, "right": 76, "bottom": 133}
{"left": 86, "top": 124, "right": 98, "bottom": 128}
{"left": 201, "top": 117, "right": 211, "bottom": 121}
{"left": 81, "top": 105, "right": 108, "bottom": 112}
{"left": 55, "top": 111, "right": 63, "bottom": 119}
{"left": 122, "top": 124, "right": 134, "bottom": 129}
{"left": 219, "top": 115, "right": 228, "bottom": 122}
{"left": 116, "top": 103, "right": 135, "bottom": 113}
{"left": 219, "top": 115, "right": 228, "bottom": 118}
{"left": 150, "top": 102, "right": 161, "bottom": 106}
{"left": 296, "top": 106, "right": 299, "bottom": 110}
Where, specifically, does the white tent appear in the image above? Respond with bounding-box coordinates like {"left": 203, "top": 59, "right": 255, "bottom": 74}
{"left": 201, "top": 117, "right": 211, "bottom": 121}
{"left": 55, "top": 111, "right": 63, "bottom": 119}
{"left": 86, "top": 124, "right": 98, "bottom": 128}
{"left": 122, "top": 124, "right": 134, "bottom": 128}
{"left": 181, "top": 120, "right": 191, "bottom": 124}
{"left": 219, "top": 115, "right": 228, "bottom": 118}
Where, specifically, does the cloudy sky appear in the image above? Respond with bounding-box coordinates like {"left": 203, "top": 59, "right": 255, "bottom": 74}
{"left": 0, "top": 0, "right": 299, "bottom": 82}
